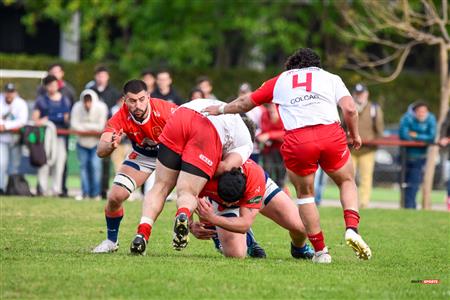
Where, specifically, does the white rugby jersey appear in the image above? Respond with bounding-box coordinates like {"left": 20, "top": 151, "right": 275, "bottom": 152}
{"left": 250, "top": 67, "right": 351, "bottom": 130}
{"left": 181, "top": 99, "right": 253, "bottom": 162}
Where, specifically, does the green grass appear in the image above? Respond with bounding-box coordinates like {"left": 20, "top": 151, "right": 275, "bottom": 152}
{"left": 1, "top": 197, "right": 449, "bottom": 299}
{"left": 25, "top": 175, "right": 447, "bottom": 204}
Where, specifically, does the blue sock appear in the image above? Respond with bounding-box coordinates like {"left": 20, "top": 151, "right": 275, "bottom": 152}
{"left": 246, "top": 228, "right": 257, "bottom": 248}
{"left": 105, "top": 214, "right": 123, "bottom": 243}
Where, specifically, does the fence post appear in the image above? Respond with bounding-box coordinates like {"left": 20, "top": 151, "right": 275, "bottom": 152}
{"left": 400, "top": 146, "right": 406, "bottom": 208}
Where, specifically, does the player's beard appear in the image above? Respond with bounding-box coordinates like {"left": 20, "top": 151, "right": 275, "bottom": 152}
{"left": 132, "top": 105, "right": 149, "bottom": 122}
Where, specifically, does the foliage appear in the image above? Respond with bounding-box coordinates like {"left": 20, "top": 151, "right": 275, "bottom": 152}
{"left": 0, "top": 52, "right": 441, "bottom": 124}
{"left": 1, "top": 198, "right": 448, "bottom": 299}
{"left": 8, "top": 0, "right": 348, "bottom": 73}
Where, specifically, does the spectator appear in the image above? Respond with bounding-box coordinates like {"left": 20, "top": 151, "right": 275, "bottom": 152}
{"left": 399, "top": 101, "right": 436, "bottom": 209}
{"left": 85, "top": 66, "right": 121, "bottom": 112}
{"left": 0, "top": 83, "right": 28, "bottom": 194}
{"left": 350, "top": 83, "right": 384, "bottom": 208}
{"left": 258, "top": 103, "right": 286, "bottom": 190}
{"left": 32, "top": 75, "right": 71, "bottom": 196}
{"left": 438, "top": 110, "right": 449, "bottom": 209}
{"left": 196, "top": 76, "right": 217, "bottom": 99}
{"left": 70, "top": 89, "right": 108, "bottom": 201}
{"left": 85, "top": 66, "right": 121, "bottom": 198}
{"left": 189, "top": 88, "right": 205, "bottom": 101}
{"left": 38, "top": 63, "right": 77, "bottom": 106}
{"left": 141, "top": 69, "right": 156, "bottom": 95}
{"left": 38, "top": 63, "right": 77, "bottom": 197}
{"left": 241, "top": 83, "right": 264, "bottom": 163}
{"left": 151, "top": 70, "right": 184, "bottom": 105}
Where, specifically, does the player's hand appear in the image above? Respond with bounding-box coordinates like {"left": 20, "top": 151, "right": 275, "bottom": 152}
{"left": 201, "top": 105, "right": 221, "bottom": 116}
{"left": 409, "top": 131, "right": 418, "bottom": 138}
{"left": 0, "top": 124, "right": 5, "bottom": 132}
{"left": 196, "top": 197, "right": 215, "bottom": 223}
{"left": 350, "top": 134, "right": 362, "bottom": 150}
{"left": 111, "top": 129, "right": 123, "bottom": 149}
{"left": 189, "top": 221, "right": 217, "bottom": 240}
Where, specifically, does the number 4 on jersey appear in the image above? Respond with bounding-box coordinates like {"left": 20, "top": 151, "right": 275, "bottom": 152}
{"left": 292, "top": 73, "right": 312, "bottom": 92}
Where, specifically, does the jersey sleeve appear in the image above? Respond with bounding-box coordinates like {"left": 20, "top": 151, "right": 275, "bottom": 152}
{"left": 240, "top": 163, "right": 265, "bottom": 209}
{"left": 250, "top": 76, "right": 279, "bottom": 105}
{"left": 104, "top": 109, "right": 124, "bottom": 134}
{"left": 334, "top": 75, "right": 351, "bottom": 103}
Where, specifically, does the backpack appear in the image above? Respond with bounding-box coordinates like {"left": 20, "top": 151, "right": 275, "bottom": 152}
{"left": 21, "top": 125, "right": 47, "bottom": 167}
{"left": 6, "top": 174, "right": 33, "bottom": 196}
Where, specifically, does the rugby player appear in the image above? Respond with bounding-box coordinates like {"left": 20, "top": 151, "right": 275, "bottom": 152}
{"left": 203, "top": 48, "right": 372, "bottom": 263}
{"left": 130, "top": 98, "right": 253, "bottom": 254}
{"left": 192, "top": 159, "right": 314, "bottom": 259}
{"left": 92, "top": 79, "right": 177, "bottom": 253}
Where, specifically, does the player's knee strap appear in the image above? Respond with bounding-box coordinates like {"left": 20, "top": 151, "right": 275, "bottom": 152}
{"left": 113, "top": 173, "right": 137, "bottom": 194}
{"left": 296, "top": 197, "right": 315, "bottom": 205}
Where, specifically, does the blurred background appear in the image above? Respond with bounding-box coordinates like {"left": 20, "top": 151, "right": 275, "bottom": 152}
{"left": 0, "top": 0, "right": 448, "bottom": 208}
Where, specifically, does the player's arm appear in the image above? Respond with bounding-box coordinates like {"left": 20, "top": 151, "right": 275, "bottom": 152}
{"left": 97, "top": 129, "right": 122, "bottom": 158}
{"left": 196, "top": 198, "right": 258, "bottom": 234}
{"left": 338, "top": 95, "right": 361, "bottom": 150}
{"left": 215, "top": 152, "right": 244, "bottom": 177}
{"left": 203, "top": 77, "right": 277, "bottom": 116}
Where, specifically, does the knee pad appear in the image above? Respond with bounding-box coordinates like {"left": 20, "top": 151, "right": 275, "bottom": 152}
{"left": 113, "top": 173, "right": 137, "bottom": 194}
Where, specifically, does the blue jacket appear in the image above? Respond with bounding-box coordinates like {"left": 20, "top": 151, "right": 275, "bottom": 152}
{"left": 399, "top": 110, "right": 436, "bottom": 158}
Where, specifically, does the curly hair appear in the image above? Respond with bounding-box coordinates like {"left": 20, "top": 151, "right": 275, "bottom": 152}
{"left": 285, "top": 48, "right": 321, "bottom": 70}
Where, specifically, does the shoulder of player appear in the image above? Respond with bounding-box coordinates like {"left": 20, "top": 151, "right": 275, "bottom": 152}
{"left": 150, "top": 97, "right": 177, "bottom": 111}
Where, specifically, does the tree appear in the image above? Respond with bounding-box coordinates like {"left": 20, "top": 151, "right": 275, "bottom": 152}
{"left": 340, "top": 0, "right": 449, "bottom": 209}
{"left": 13, "top": 0, "right": 345, "bottom": 73}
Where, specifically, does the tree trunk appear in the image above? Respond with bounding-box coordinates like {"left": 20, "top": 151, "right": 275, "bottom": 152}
{"left": 422, "top": 42, "right": 449, "bottom": 209}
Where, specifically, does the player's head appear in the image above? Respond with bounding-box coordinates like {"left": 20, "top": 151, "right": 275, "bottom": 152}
{"left": 123, "top": 79, "right": 149, "bottom": 122}
{"left": 217, "top": 168, "right": 247, "bottom": 205}
{"left": 285, "top": 48, "right": 321, "bottom": 70}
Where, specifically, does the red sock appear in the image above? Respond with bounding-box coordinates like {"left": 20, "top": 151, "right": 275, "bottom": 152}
{"left": 344, "top": 209, "right": 360, "bottom": 232}
{"left": 308, "top": 231, "right": 326, "bottom": 252}
{"left": 137, "top": 223, "right": 152, "bottom": 241}
{"left": 105, "top": 207, "right": 124, "bottom": 218}
{"left": 176, "top": 207, "right": 191, "bottom": 218}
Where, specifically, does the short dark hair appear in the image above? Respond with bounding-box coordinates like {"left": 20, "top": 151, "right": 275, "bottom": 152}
{"left": 285, "top": 48, "right": 321, "bottom": 70}
{"left": 196, "top": 76, "right": 211, "bottom": 85}
{"left": 189, "top": 88, "right": 205, "bottom": 99}
{"left": 83, "top": 94, "right": 92, "bottom": 102}
{"left": 43, "top": 75, "right": 58, "bottom": 86}
{"left": 217, "top": 168, "right": 247, "bottom": 203}
{"left": 123, "top": 79, "right": 147, "bottom": 95}
{"left": 141, "top": 69, "right": 156, "bottom": 77}
{"left": 95, "top": 66, "right": 109, "bottom": 74}
{"left": 412, "top": 101, "right": 428, "bottom": 111}
{"left": 48, "top": 63, "right": 63, "bottom": 72}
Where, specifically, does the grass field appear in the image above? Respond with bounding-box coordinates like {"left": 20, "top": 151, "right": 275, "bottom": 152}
{"left": 1, "top": 197, "right": 448, "bottom": 299}
{"left": 25, "top": 175, "right": 447, "bottom": 204}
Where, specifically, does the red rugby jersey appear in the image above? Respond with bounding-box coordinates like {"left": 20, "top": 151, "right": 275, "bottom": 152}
{"left": 104, "top": 98, "right": 177, "bottom": 156}
{"left": 200, "top": 159, "right": 266, "bottom": 210}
